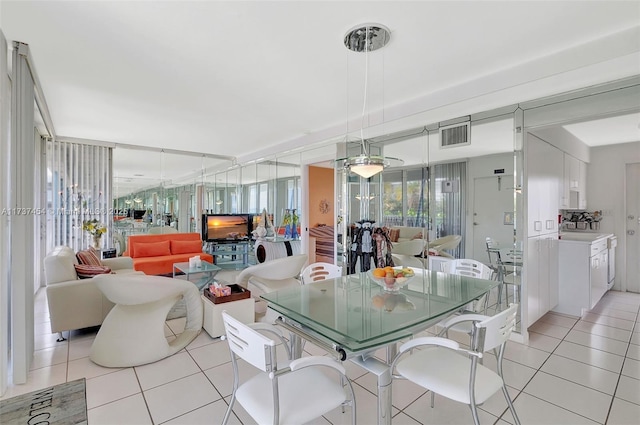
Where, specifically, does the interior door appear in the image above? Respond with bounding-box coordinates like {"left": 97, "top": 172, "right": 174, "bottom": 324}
{"left": 472, "top": 175, "right": 514, "bottom": 263}
{"left": 626, "top": 163, "right": 639, "bottom": 293}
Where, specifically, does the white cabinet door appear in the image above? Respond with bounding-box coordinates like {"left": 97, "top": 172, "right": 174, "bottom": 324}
{"left": 561, "top": 154, "right": 571, "bottom": 209}
{"left": 526, "top": 237, "right": 541, "bottom": 324}
{"left": 546, "top": 146, "right": 562, "bottom": 232}
{"left": 579, "top": 160, "right": 588, "bottom": 209}
{"left": 528, "top": 135, "right": 562, "bottom": 235}
{"left": 548, "top": 236, "right": 559, "bottom": 309}
{"left": 590, "top": 250, "right": 608, "bottom": 309}
{"left": 566, "top": 154, "right": 580, "bottom": 190}
{"left": 527, "top": 135, "right": 544, "bottom": 236}
{"left": 526, "top": 234, "right": 559, "bottom": 326}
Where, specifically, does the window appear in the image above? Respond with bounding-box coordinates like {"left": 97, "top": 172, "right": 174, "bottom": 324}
{"left": 382, "top": 167, "right": 428, "bottom": 227}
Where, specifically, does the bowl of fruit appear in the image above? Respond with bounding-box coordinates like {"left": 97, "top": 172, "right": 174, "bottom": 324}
{"left": 368, "top": 266, "right": 416, "bottom": 292}
{"left": 371, "top": 292, "right": 416, "bottom": 313}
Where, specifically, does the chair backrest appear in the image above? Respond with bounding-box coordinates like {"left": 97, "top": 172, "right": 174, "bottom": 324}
{"left": 474, "top": 303, "right": 519, "bottom": 352}
{"left": 237, "top": 254, "right": 308, "bottom": 284}
{"left": 445, "top": 259, "right": 493, "bottom": 280}
{"left": 428, "top": 235, "right": 462, "bottom": 253}
{"left": 301, "top": 262, "right": 343, "bottom": 284}
{"left": 222, "top": 311, "right": 275, "bottom": 373}
{"left": 485, "top": 237, "right": 501, "bottom": 265}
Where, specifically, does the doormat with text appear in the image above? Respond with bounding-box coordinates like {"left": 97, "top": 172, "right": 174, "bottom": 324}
{"left": 0, "top": 378, "right": 87, "bottom": 424}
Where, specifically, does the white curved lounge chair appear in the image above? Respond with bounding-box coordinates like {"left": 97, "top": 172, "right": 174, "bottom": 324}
{"left": 90, "top": 274, "right": 202, "bottom": 367}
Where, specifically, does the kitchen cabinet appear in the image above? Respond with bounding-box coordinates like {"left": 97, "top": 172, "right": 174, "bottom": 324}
{"left": 579, "top": 160, "right": 588, "bottom": 209}
{"left": 526, "top": 234, "right": 559, "bottom": 324}
{"left": 525, "top": 133, "right": 561, "bottom": 327}
{"left": 554, "top": 237, "right": 608, "bottom": 316}
{"left": 527, "top": 135, "right": 562, "bottom": 236}
{"left": 562, "top": 153, "right": 587, "bottom": 209}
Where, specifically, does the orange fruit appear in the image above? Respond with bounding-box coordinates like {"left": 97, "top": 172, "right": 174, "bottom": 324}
{"left": 373, "top": 268, "right": 386, "bottom": 278}
{"left": 383, "top": 266, "right": 394, "bottom": 273}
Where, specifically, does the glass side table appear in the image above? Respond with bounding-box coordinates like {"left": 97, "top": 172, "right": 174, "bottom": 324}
{"left": 172, "top": 261, "right": 221, "bottom": 291}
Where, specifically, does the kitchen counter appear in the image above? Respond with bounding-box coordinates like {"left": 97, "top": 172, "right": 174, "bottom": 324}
{"left": 559, "top": 232, "right": 612, "bottom": 243}
{"left": 555, "top": 233, "right": 611, "bottom": 316}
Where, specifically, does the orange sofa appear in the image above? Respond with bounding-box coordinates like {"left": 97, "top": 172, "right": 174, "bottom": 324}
{"left": 124, "top": 233, "right": 213, "bottom": 275}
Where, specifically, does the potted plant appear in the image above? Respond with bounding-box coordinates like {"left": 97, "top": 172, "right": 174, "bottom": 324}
{"left": 83, "top": 219, "right": 107, "bottom": 249}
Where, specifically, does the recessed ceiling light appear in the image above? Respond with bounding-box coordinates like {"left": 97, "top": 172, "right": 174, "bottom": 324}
{"left": 133, "top": 173, "right": 144, "bottom": 177}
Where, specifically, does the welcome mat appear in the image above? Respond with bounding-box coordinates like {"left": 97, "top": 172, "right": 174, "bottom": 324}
{"left": 0, "top": 378, "right": 87, "bottom": 424}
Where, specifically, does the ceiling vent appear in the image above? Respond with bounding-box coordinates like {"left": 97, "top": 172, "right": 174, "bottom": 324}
{"left": 439, "top": 121, "right": 470, "bottom": 148}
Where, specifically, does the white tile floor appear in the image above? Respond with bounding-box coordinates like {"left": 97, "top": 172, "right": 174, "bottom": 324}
{"left": 2, "top": 289, "right": 639, "bottom": 424}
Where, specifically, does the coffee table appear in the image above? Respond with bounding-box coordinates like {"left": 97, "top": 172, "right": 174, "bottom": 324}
{"left": 172, "top": 261, "right": 221, "bottom": 291}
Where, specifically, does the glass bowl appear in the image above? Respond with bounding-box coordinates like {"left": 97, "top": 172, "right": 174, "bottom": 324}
{"left": 368, "top": 267, "right": 416, "bottom": 292}
{"left": 371, "top": 292, "right": 416, "bottom": 313}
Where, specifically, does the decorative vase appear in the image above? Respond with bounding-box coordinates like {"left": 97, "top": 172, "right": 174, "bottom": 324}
{"left": 92, "top": 235, "right": 102, "bottom": 249}
{"left": 291, "top": 209, "right": 299, "bottom": 239}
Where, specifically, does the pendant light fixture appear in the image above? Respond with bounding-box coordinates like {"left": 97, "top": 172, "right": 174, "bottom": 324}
{"left": 341, "top": 23, "right": 403, "bottom": 178}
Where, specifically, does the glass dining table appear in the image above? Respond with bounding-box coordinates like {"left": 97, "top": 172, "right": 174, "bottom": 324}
{"left": 261, "top": 268, "right": 499, "bottom": 425}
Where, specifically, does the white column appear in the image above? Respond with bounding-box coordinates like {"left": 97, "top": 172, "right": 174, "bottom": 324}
{"left": 0, "top": 29, "right": 11, "bottom": 397}
{"left": 10, "top": 42, "right": 36, "bottom": 384}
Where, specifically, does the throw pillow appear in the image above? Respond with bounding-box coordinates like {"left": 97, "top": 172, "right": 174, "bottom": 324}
{"left": 388, "top": 228, "right": 400, "bottom": 242}
{"left": 76, "top": 249, "right": 102, "bottom": 266}
{"left": 411, "top": 232, "right": 423, "bottom": 240}
{"left": 136, "top": 240, "right": 171, "bottom": 258}
{"left": 74, "top": 264, "right": 112, "bottom": 279}
{"left": 170, "top": 240, "right": 203, "bottom": 255}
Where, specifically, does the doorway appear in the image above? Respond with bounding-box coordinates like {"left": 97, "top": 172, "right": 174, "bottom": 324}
{"left": 472, "top": 175, "right": 514, "bottom": 262}
{"left": 626, "top": 163, "right": 639, "bottom": 293}
{"left": 306, "top": 164, "right": 337, "bottom": 264}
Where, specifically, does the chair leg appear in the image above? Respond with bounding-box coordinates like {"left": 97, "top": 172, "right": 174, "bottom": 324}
{"left": 222, "top": 392, "right": 236, "bottom": 425}
{"left": 430, "top": 391, "right": 435, "bottom": 408}
{"left": 469, "top": 403, "right": 481, "bottom": 425}
{"left": 502, "top": 384, "right": 521, "bottom": 425}
{"left": 341, "top": 375, "right": 346, "bottom": 413}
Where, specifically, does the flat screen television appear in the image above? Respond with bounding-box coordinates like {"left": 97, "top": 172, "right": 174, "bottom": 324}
{"left": 202, "top": 214, "right": 253, "bottom": 242}
{"left": 129, "top": 209, "right": 147, "bottom": 220}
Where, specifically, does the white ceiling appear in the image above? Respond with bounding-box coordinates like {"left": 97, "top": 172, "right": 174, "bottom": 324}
{"left": 2, "top": 1, "right": 639, "bottom": 169}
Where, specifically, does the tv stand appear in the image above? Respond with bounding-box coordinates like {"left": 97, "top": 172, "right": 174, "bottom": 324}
{"left": 204, "top": 240, "right": 250, "bottom": 270}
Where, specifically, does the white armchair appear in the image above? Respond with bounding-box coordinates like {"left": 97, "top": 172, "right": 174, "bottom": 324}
{"left": 221, "top": 312, "right": 356, "bottom": 425}
{"left": 391, "top": 304, "right": 521, "bottom": 425}
{"left": 236, "top": 254, "right": 308, "bottom": 296}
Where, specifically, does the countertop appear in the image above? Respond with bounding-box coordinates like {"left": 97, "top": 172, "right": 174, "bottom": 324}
{"left": 559, "top": 232, "right": 613, "bottom": 243}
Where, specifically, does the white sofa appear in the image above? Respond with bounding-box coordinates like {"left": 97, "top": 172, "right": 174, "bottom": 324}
{"left": 389, "top": 226, "right": 426, "bottom": 243}
{"left": 44, "top": 245, "right": 138, "bottom": 339}
{"left": 388, "top": 226, "right": 428, "bottom": 258}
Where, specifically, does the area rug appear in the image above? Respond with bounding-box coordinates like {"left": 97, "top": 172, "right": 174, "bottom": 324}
{"left": 0, "top": 378, "right": 87, "bottom": 424}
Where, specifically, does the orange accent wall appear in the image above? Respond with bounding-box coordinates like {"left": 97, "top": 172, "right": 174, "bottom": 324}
{"left": 309, "top": 166, "right": 334, "bottom": 228}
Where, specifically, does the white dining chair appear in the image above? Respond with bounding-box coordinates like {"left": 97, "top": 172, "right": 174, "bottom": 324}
{"left": 300, "top": 262, "right": 343, "bottom": 284}
{"left": 391, "top": 304, "right": 521, "bottom": 425}
{"left": 221, "top": 312, "right": 356, "bottom": 425}
{"left": 446, "top": 258, "right": 494, "bottom": 306}
{"left": 438, "top": 259, "right": 494, "bottom": 336}
{"left": 486, "top": 237, "right": 522, "bottom": 306}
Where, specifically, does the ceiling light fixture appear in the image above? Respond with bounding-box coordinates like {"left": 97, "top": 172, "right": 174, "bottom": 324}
{"left": 341, "top": 23, "right": 402, "bottom": 179}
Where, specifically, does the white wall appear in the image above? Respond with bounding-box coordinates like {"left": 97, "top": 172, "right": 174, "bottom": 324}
{"left": 466, "top": 152, "right": 515, "bottom": 258}
{"left": 588, "top": 141, "right": 640, "bottom": 291}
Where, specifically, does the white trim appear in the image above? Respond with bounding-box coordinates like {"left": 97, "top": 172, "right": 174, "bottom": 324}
{"left": 0, "top": 29, "right": 10, "bottom": 397}
{"left": 10, "top": 41, "right": 36, "bottom": 384}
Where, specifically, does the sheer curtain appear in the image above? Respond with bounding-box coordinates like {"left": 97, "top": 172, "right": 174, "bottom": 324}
{"left": 433, "top": 161, "right": 467, "bottom": 258}
{"left": 46, "top": 140, "right": 112, "bottom": 252}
